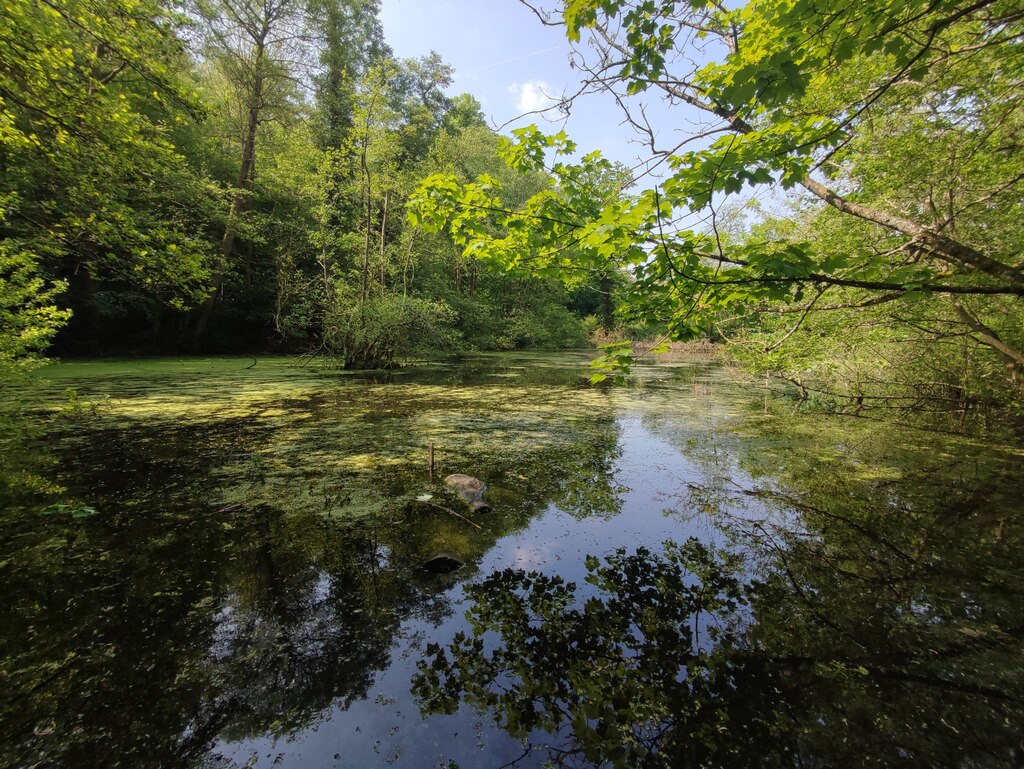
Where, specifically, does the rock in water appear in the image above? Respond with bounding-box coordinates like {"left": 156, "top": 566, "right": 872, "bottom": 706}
{"left": 443, "top": 473, "right": 492, "bottom": 513}
{"left": 421, "top": 554, "right": 464, "bottom": 573}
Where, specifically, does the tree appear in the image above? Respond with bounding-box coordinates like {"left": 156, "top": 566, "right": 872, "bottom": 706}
{"left": 1, "top": 0, "right": 606, "bottom": 364}
{"left": 1, "top": 0, "right": 217, "bottom": 356}
{"left": 410, "top": 0, "right": 1024, "bottom": 407}
{"left": 189, "top": 0, "right": 312, "bottom": 341}
{"left": 312, "top": 55, "right": 475, "bottom": 368}
{"left": 310, "top": 0, "right": 386, "bottom": 151}
{"left": 0, "top": 210, "right": 68, "bottom": 379}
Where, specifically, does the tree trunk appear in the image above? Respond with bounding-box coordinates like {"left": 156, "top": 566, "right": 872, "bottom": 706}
{"left": 402, "top": 231, "right": 415, "bottom": 297}
{"left": 192, "top": 42, "right": 266, "bottom": 344}
{"left": 379, "top": 189, "right": 389, "bottom": 296}
{"left": 951, "top": 298, "right": 1023, "bottom": 387}
{"left": 361, "top": 141, "right": 372, "bottom": 302}
{"left": 721, "top": 114, "right": 1024, "bottom": 290}
{"left": 798, "top": 176, "right": 1024, "bottom": 289}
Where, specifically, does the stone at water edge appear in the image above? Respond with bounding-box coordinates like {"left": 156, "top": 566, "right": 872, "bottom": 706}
{"left": 443, "top": 473, "right": 492, "bottom": 513}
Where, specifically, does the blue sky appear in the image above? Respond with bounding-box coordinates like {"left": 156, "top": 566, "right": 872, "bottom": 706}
{"left": 379, "top": 0, "right": 657, "bottom": 169}
{"left": 377, "top": 0, "right": 767, "bottom": 222}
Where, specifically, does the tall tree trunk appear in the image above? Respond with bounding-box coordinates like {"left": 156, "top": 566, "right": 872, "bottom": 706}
{"left": 378, "top": 189, "right": 389, "bottom": 296}
{"left": 360, "top": 141, "right": 372, "bottom": 303}
{"left": 402, "top": 231, "right": 415, "bottom": 297}
{"left": 193, "top": 44, "right": 266, "bottom": 345}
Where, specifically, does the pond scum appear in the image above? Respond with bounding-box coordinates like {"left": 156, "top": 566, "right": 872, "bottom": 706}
{"left": 1, "top": 353, "right": 1022, "bottom": 769}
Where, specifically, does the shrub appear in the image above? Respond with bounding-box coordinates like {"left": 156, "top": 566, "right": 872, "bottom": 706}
{"left": 323, "top": 293, "right": 460, "bottom": 369}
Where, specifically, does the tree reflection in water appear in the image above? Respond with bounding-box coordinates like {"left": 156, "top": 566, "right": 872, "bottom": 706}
{"left": 414, "top": 465, "right": 1024, "bottom": 768}
{"left": 0, "top": 369, "right": 628, "bottom": 769}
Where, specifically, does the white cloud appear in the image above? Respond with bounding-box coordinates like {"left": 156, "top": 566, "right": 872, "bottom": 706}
{"left": 508, "top": 81, "right": 557, "bottom": 114}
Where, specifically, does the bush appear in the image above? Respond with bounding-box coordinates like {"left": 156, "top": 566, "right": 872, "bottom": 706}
{"left": 323, "top": 293, "right": 460, "bottom": 369}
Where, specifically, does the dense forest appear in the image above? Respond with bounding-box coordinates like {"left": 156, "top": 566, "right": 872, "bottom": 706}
{"left": 2, "top": 0, "right": 1023, "bottom": 414}
{"left": 1, "top": 0, "right": 624, "bottom": 378}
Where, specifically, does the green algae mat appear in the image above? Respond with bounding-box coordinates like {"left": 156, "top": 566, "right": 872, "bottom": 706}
{"left": 2, "top": 354, "right": 1022, "bottom": 769}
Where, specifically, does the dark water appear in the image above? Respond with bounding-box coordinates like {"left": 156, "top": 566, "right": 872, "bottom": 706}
{"left": 1, "top": 353, "right": 1022, "bottom": 768}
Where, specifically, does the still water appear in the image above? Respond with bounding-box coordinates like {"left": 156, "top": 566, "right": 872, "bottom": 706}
{"left": 1, "top": 353, "right": 1021, "bottom": 768}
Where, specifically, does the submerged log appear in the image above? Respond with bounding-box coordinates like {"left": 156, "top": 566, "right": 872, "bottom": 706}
{"left": 443, "top": 473, "right": 491, "bottom": 513}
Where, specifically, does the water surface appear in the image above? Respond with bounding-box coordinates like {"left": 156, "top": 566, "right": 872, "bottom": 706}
{"left": 2, "top": 353, "right": 1021, "bottom": 768}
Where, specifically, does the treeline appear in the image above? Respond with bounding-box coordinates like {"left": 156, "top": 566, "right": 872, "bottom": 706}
{"left": 0, "top": 0, "right": 624, "bottom": 371}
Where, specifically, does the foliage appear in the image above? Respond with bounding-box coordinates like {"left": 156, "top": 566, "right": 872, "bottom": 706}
{"left": 322, "top": 293, "right": 459, "bottom": 368}
{"left": 0, "top": 0, "right": 605, "bottom": 370}
{"left": 411, "top": 0, "right": 1024, "bottom": 411}
{"left": 0, "top": 224, "right": 68, "bottom": 379}
{"left": 0, "top": 0, "right": 216, "bottom": 345}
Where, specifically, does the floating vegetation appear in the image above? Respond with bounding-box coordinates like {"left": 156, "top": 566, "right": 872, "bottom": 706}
{"left": 40, "top": 503, "right": 100, "bottom": 519}
{"left": 2, "top": 353, "right": 1021, "bottom": 769}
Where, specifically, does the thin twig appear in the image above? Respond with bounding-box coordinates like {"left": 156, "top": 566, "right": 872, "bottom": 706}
{"left": 426, "top": 502, "right": 483, "bottom": 530}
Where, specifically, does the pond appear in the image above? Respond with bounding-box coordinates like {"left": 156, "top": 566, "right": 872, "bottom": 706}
{"left": 1, "top": 352, "right": 1022, "bottom": 769}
